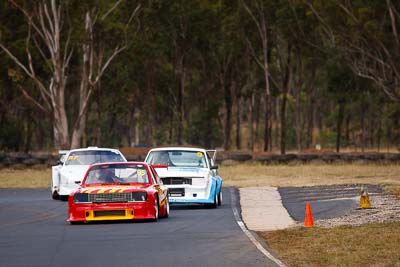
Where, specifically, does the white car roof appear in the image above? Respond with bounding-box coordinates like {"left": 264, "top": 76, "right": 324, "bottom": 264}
{"left": 68, "top": 147, "right": 121, "bottom": 153}
{"left": 147, "top": 147, "right": 206, "bottom": 152}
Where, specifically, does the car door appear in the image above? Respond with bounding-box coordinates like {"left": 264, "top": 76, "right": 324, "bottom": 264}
{"left": 151, "top": 167, "right": 168, "bottom": 204}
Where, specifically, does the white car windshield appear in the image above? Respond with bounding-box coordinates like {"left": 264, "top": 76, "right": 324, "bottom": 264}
{"left": 147, "top": 150, "right": 207, "bottom": 168}
{"left": 85, "top": 164, "right": 149, "bottom": 185}
{"left": 65, "top": 150, "right": 124, "bottom": 166}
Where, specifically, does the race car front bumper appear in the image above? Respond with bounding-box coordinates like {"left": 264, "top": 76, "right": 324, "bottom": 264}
{"left": 59, "top": 182, "right": 80, "bottom": 197}
{"left": 68, "top": 201, "right": 155, "bottom": 222}
{"left": 166, "top": 181, "right": 218, "bottom": 204}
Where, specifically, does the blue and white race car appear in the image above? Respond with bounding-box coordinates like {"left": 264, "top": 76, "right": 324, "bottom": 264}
{"left": 145, "top": 147, "right": 222, "bottom": 208}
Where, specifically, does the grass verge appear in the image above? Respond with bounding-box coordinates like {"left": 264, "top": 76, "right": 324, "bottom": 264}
{"left": 0, "top": 168, "right": 51, "bottom": 188}
{"left": 260, "top": 223, "right": 400, "bottom": 267}
{"left": 219, "top": 162, "right": 400, "bottom": 188}
{"left": 2, "top": 162, "right": 400, "bottom": 190}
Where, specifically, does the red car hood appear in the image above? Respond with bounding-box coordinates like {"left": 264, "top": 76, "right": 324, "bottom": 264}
{"left": 77, "top": 184, "right": 148, "bottom": 194}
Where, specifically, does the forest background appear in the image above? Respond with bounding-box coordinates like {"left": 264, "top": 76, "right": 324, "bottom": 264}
{"left": 1, "top": 0, "right": 399, "bottom": 154}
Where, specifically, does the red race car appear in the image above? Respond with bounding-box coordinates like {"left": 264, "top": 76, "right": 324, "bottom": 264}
{"left": 68, "top": 162, "right": 169, "bottom": 224}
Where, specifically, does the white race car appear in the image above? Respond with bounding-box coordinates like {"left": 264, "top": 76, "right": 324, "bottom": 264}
{"left": 51, "top": 147, "right": 127, "bottom": 200}
{"left": 145, "top": 147, "right": 222, "bottom": 208}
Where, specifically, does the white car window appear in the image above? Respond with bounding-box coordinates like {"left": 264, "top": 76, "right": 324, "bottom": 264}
{"left": 65, "top": 150, "right": 124, "bottom": 165}
{"left": 147, "top": 151, "right": 207, "bottom": 168}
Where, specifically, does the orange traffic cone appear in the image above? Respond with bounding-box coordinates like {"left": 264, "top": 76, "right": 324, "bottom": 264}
{"left": 304, "top": 202, "right": 314, "bottom": 227}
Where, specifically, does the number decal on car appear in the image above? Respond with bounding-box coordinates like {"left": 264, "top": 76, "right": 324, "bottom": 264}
{"left": 137, "top": 169, "right": 146, "bottom": 176}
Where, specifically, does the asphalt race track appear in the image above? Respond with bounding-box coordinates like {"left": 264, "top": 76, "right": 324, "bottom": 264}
{"left": 0, "top": 187, "right": 279, "bottom": 267}
{"left": 279, "top": 184, "right": 383, "bottom": 221}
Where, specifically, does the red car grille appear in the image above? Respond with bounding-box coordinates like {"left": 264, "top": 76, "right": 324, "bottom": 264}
{"left": 88, "top": 192, "right": 146, "bottom": 203}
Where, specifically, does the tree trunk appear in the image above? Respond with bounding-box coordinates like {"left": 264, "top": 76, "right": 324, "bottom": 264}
{"left": 306, "top": 106, "right": 314, "bottom": 149}
{"left": 169, "top": 116, "right": 174, "bottom": 144}
{"left": 53, "top": 112, "right": 70, "bottom": 149}
{"left": 336, "top": 101, "right": 345, "bottom": 153}
{"left": 223, "top": 78, "right": 232, "bottom": 150}
{"left": 361, "top": 109, "right": 366, "bottom": 152}
{"left": 24, "top": 115, "right": 32, "bottom": 152}
{"left": 95, "top": 89, "right": 102, "bottom": 146}
{"left": 53, "top": 88, "right": 70, "bottom": 149}
{"left": 386, "top": 120, "right": 392, "bottom": 152}
{"left": 71, "top": 12, "right": 95, "bottom": 149}
{"left": 305, "top": 69, "right": 316, "bottom": 149}
{"left": 345, "top": 114, "right": 351, "bottom": 148}
{"left": 280, "top": 44, "right": 292, "bottom": 155}
{"left": 274, "top": 98, "right": 280, "bottom": 149}
{"left": 294, "top": 70, "right": 302, "bottom": 152}
{"left": 236, "top": 96, "right": 241, "bottom": 150}
{"left": 295, "top": 105, "right": 302, "bottom": 151}
{"left": 258, "top": 11, "right": 272, "bottom": 152}
{"left": 248, "top": 92, "right": 255, "bottom": 151}
{"left": 377, "top": 119, "right": 382, "bottom": 152}
{"left": 33, "top": 115, "right": 45, "bottom": 150}
{"left": 280, "top": 94, "right": 288, "bottom": 155}
{"left": 255, "top": 92, "right": 261, "bottom": 149}
{"left": 128, "top": 106, "right": 137, "bottom": 147}
{"left": 263, "top": 93, "right": 272, "bottom": 152}
{"left": 71, "top": 85, "right": 89, "bottom": 148}
{"left": 177, "top": 54, "right": 185, "bottom": 145}
{"left": 242, "top": 3, "right": 272, "bottom": 151}
{"left": 145, "top": 60, "right": 156, "bottom": 147}
{"left": 70, "top": 10, "right": 126, "bottom": 148}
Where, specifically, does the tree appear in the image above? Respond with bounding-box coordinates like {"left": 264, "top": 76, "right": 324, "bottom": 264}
{"left": 0, "top": 0, "right": 140, "bottom": 149}
{"left": 70, "top": 2, "right": 141, "bottom": 148}
{"left": 242, "top": 0, "right": 275, "bottom": 151}
{"left": 326, "top": 63, "right": 356, "bottom": 152}
{"left": 0, "top": 0, "right": 72, "bottom": 148}
{"left": 307, "top": 0, "right": 400, "bottom": 102}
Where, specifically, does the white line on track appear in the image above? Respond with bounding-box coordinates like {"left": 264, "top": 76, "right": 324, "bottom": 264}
{"left": 230, "top": 187, "right": 287, "bottom": 267}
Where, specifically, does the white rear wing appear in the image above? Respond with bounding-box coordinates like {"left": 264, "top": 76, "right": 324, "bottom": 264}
{"left": 58, "top": 150, "right": 69, "bottom": 156}
{"left": 58, "top": 150, "right": 69, "bottom": 164}
{"left": 206, "top": 150, "right": 217, "bottom": 162}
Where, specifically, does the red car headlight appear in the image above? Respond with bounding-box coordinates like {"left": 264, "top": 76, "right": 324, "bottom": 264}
{"left": 74, "top": 193, "right": 90, "bottom": 203}
{"left": 130, "top": 192, "right": 147, "bottom": 202}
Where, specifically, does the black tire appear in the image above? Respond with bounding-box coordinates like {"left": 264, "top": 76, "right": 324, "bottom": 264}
{"left": 70, "top": 221, "right": 84, "bottom": 225}
{"left": 217, "top": 190, "right": 222, "bottom": 206}
{"left": 60, "top": 195, "right": 69, "bottom": 201}
{"left": 205, "top": 189, "right": 217, "bottom": 209}
{"left": 153, "top": 197, "right": 159, "bottom": 222}
{"left": 52, "top": 190, "right": 60, "bottom": 200}
{"left": 163, "top": 196, "right": 170, "bottom": 218}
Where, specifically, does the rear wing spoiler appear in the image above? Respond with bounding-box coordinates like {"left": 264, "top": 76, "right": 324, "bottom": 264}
{"left": 57, "top": 150, "right": 69, "bottom": 164}
{"left": 58, "top": 150, "right": 69, "bottom": 156}
{"left": 206, "top": 150, "right": 217, "bottom": 162}
{"left": 150, "top": 164, "right": 168, "bottom": 170}
{"left": 149, "top": 164, "right": 168, "bottom": 183}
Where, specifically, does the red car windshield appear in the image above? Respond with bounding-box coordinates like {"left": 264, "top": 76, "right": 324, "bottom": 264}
{"left": 84, "top": 164, "right": 149, "bottom": 185}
